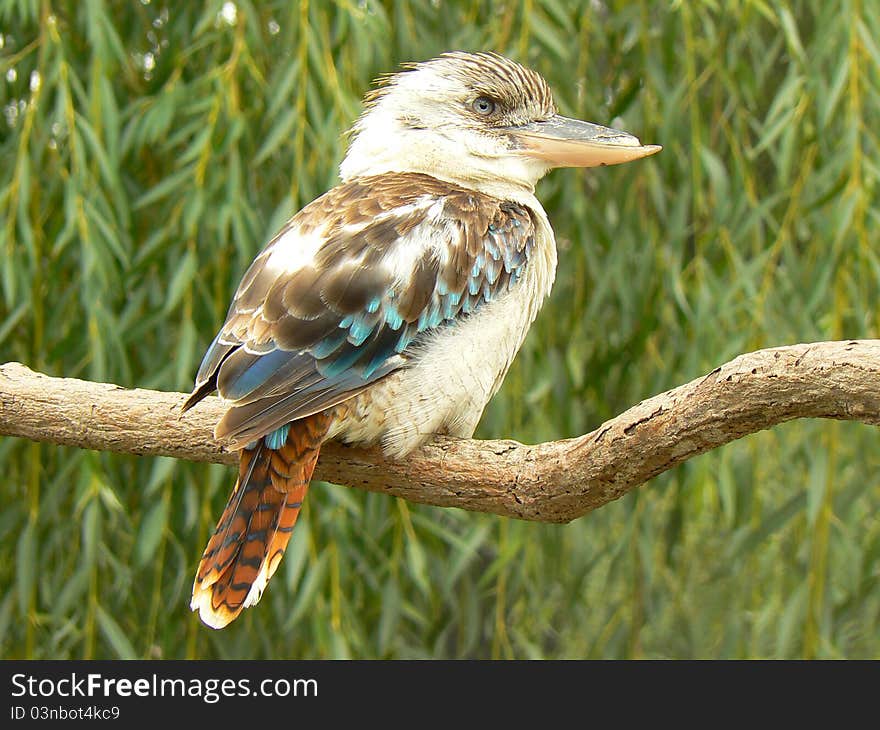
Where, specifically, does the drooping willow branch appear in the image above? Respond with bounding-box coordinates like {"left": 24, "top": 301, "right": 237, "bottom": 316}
{"left": 2, "top": 340, "right": 879, "bottom": 523}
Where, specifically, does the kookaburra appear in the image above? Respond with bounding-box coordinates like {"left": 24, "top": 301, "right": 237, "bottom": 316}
{"left": 183, "top": 51, "right": 660, "bottom": 628}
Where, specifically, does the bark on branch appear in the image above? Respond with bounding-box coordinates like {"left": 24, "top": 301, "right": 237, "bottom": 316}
{"left": 2, "top": 340, "right": 879, "bottom": 523}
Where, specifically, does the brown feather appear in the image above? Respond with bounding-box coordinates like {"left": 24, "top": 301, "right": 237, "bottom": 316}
{"left": 185, "top": 171, "right": 536, "bottom": 449}
{"left": 191, "top": 412, "right": 332, "bottom": 629}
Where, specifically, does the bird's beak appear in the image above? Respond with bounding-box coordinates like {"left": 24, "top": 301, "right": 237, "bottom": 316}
{"left": 508, "top": 115, "right": 661, "bottom": 168}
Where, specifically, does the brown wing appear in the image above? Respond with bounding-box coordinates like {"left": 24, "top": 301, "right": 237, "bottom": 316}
{"left": 184, "top": 172, "right": 536, "bottom": 448}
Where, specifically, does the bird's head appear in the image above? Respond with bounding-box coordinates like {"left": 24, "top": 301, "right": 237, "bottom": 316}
{"left": 339, "top": 52, "right": 660, "bottom": 194}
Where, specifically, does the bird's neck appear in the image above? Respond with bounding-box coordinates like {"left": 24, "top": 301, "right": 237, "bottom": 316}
{"left": 339, "top": 117, "right": 547, "bottom": 203}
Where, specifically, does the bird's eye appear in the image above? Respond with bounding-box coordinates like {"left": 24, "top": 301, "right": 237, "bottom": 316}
{"left": 472, "top": 96, "right": 496, "bottom": 115}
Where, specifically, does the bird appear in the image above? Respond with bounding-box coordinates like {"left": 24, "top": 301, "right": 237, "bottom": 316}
{"left": 182, "top": 51, "right": 660, "bottom": 629}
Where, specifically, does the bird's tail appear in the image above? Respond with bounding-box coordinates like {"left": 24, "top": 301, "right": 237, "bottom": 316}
{"left": 190, "top": 412, "right": 332, "bottom": 629}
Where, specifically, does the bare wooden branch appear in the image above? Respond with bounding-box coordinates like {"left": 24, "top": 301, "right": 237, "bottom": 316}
{"left": 2, "top": 340, "right": 880, "bottom": 523}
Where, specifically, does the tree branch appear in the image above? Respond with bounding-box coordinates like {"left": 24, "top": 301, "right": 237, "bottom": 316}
{"left": 2, "top": 340, "right": 879, "bottom": 523}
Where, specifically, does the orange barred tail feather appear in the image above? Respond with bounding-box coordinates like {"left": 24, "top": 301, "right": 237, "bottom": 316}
{"left": 191, "top": 412, "right": 332, "bottom": 629}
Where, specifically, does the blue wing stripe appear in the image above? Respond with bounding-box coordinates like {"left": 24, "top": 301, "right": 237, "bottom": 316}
{"left": 264, "top": 424, "right": 290, "bottom": 449}
{"left": 221, "top": 348, "right": 292, "bottom": 402}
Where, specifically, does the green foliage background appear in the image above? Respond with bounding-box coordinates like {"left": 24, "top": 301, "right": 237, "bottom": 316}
{"left": 1, "top": 0, "right": 879, "bottom": 659}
